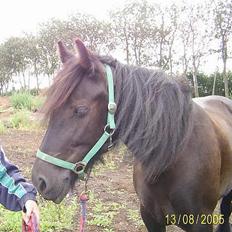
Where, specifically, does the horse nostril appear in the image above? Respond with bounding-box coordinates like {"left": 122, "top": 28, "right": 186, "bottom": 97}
{"left": 38, "top": 177, "right": 47, "bottom": 193}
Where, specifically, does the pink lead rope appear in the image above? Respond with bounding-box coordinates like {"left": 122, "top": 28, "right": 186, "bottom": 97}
{"left": 79, "top": 193, "right": 89, "bottom": 232}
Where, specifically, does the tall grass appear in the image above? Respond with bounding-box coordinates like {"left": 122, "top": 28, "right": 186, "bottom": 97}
{"left": 0, "top": 121, "right": 5, "bottom": 134}
{"left": 10, "top": 92, "right": 44, "bottom": 111}
{"left": 9, "top": 110, "right": 30, "bottom": 129}
{"left": 10, "top": 92, "right": 33, "bottom": 111}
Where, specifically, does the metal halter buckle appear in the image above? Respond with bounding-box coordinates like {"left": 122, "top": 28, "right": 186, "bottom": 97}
{"left": 108, "top": 102, "right": 117, "bottom": 114}
{"left": 74, "top": 161, "right": 86, "bottom": 175}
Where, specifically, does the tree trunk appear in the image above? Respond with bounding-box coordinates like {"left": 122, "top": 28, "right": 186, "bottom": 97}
{"left": 47, "top": 75, "right": 51, "bottom": 86}
{"left": 169, "top": 47, "right": 173, "bottom": 76}
{"left": 192, "top": 71, "right": 199, "bottom": 97}
{"left": 159, "top": 38, "right": 164, "bottom": 68}
{"left": 223, "top": 66, "right": 229, "bottom": 97}
{"left": 27, "top": 75, "right": 31, "bottom": 90}
{"left": 22, "top": 73, "right": 27, "bottom": 90}
{"left": 212, "top": 73, "right": 217, "bottom": 95}
{"left": 123, "top": 27, "right": 130, "bottom": 65}
{"left": 192, "top": 59, "right": 199, "bottom": 97}
{"left": 133, "top": 37, "right": 139, "bottom": 65}
{"left": 34, "top": 63, "right": 40, "bottom": 90}
{"left": 222, "top": 53, "right": 229, "bottom": 97}
{"left": 222, "top": 35, "right": 229, "bottom": 97}
{"left": 36, "top": 74, "right": 40, "bottom": 90}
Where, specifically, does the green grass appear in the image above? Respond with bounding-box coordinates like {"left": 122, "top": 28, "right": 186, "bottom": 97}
{"left": 10, "top": 92, "right": 34, "bottom": 111}
{"left": 0, "top": 120, "right": 6, "bottom": 134}
{"left": 0, "top": 196, "right": 77, "bottom": 232}
{"left": 39, "top": 197, "right": 77, "bottom": 231}
{"left": 10, "top": 91, "right": 44, "bottom": 111}
{"left": 7, "top": 110, "right": 42, "bottom": 131}
{"left": 92, "top": 153, "right": 117, "bottom": 177}
{"left": 88, "top": 191, "right": 123, "bottom": 231}
{"left": 32, "top": 96, "right": 44, "bottom": 111}
{"left": 127, "top": 209, "right": 144, "bottom": 227}
{"left": 9, "top": 110, "right": 30, "bottom": 129}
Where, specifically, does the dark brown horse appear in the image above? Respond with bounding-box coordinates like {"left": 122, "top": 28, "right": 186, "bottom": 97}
{"left": 32, "top": 39, "right": 232, "bottom": 232}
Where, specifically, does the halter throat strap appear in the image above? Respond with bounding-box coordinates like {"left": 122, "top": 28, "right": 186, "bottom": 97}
{"left": 36, "top": 65, "right": 116, "bottom": 180}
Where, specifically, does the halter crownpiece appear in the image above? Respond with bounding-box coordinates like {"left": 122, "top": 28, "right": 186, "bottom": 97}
{"left": 36, "top": 64, "right": 116, "bottom": 180}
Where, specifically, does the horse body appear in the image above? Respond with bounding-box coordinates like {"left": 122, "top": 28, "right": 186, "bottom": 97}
{"left": 32, "top": 39, "right": 232, "bottom": 232}
{"left": 133, "top": 96, "right": 232, "bottom": 231}
{"left": 194, "top": 96, "right": 232, "bottom": 197}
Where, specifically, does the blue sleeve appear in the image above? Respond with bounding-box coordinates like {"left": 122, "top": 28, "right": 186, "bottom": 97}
{"left": 0, "top": 146, "right": 37, "bottom": 211}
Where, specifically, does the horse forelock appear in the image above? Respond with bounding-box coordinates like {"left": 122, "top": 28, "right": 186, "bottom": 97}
{"left": 41, "top": 55, "right": 103, "bottom": 120}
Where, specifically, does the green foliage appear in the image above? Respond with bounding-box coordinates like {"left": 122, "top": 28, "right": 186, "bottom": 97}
{"left": 9, "top": 110, "right": 30, "bottom": 129}
{"left": 29, "top": 88, "right": 39, "bottom": 96}
{"left": 187, "top": 71, "right": 232, "bottom": 97}
{"left": 92, "top": 156, "right": 117, "bottom": 177}
{"left": 0, "top": 207, "right": 21, "bottom": 232}
{"left": 127, "top": 209, "right": 144, "bottom": 227}
{"left": 10, "top": 92, "right": 33, "bottom": 111}
{"left": 88, "top": 191, "right": 122, "bottom": 230}
{"left": 10, "top": 91, "right": 43, "bottom": 111}
{"left": 0, "top": 196, "right": 77, "bottom": 232}
{"left": 32, "top": 96, "right": 44, "bottom": 111}
{"left": 39, "top": 197, "right": 77, "bottom": 232}
{"left": 0, "top": 120, "right": 6, "bottom": 134}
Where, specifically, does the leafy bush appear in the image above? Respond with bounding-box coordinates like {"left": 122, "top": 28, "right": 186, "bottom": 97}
{"left": 10, "top": 92, "right": 34, "bottom": 111}
{"left": 9, "top": 111, "right": 30, "bottom": 129}
{"left": 29, "top": 88, "right": 39, "bottom": 96}
{"left": 10, "top": 92, "right": 44, "bottom": 111}
{"left": 32, "top": 96, "right": 44, "bottom": 111}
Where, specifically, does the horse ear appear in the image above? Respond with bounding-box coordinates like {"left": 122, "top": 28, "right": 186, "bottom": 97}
{"left": 74, "top": 38, "right": 91, "bottom": 69}
{"left": 57, "top": 41, "right": 73, "bottom": 64}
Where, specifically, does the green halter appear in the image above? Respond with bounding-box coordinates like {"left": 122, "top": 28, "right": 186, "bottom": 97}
{"left": 36, "top": 65, "right": 116, "bottom": 180}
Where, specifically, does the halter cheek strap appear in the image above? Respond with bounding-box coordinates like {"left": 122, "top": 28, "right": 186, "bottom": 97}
{"left": 36, "top": 65, "right": 116, "bottom": 180}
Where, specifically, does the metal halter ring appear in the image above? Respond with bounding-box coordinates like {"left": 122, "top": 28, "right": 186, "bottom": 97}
{"left": 74, "top": 161, "right": 86, "bottom": 175}
{"left": 104, "top": 124, "right": 115, "bottom": 136}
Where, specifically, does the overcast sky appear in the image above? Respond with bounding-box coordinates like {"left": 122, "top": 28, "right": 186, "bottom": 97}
{"left": 0, "top": 0, "right": 115, "bottom": 41}
{"left": 0, "top": 0, "right": 224, "bottom": 74}
{"left": 0, "top": 0, "right": 126, "bottom": 42}
{"left": 0, "top": 0, "right": 204, "bottom": 42}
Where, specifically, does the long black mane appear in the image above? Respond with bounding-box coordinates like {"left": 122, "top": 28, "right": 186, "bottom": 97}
{"left": 100, "top": 56, "right": 193, "bottom": 182}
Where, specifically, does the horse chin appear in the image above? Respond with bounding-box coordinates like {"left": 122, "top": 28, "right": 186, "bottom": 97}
{"left": 52, "top": 174, "right": 77, "bottom": 203}
{"left": 52, "top": 187, "right": 70, "bottom": 204}
{"left": 53, "top": 195, "right": 66, "bottom": 204}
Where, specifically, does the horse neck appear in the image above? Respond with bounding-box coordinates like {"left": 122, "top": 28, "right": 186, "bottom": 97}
{"left": 113, "top": 64, "right": 146, "bottom": 146}
{"left": 111, "top": 62, "right": 193, "bottom": 181}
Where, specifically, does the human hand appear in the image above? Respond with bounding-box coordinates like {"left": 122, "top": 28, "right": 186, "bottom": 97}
{"left": 22, "top": 200, "right": 40, "bottom": 225}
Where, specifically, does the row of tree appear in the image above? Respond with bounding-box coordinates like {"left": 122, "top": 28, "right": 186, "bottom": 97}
{"left": 187, "top": 72, "right": 232, "bottom": 97}
{"left": 0, "top": 0, "right": 231, "bottom": 97}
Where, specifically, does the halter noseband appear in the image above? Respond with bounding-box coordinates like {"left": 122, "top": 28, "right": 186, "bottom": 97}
{"left": 36, "top": 65, "right": 116, "bottom": 180}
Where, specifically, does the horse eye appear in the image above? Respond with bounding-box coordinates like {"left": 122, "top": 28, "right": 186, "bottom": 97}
{"left": 74, "top": 105, "right": 89, "bottom": 118}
